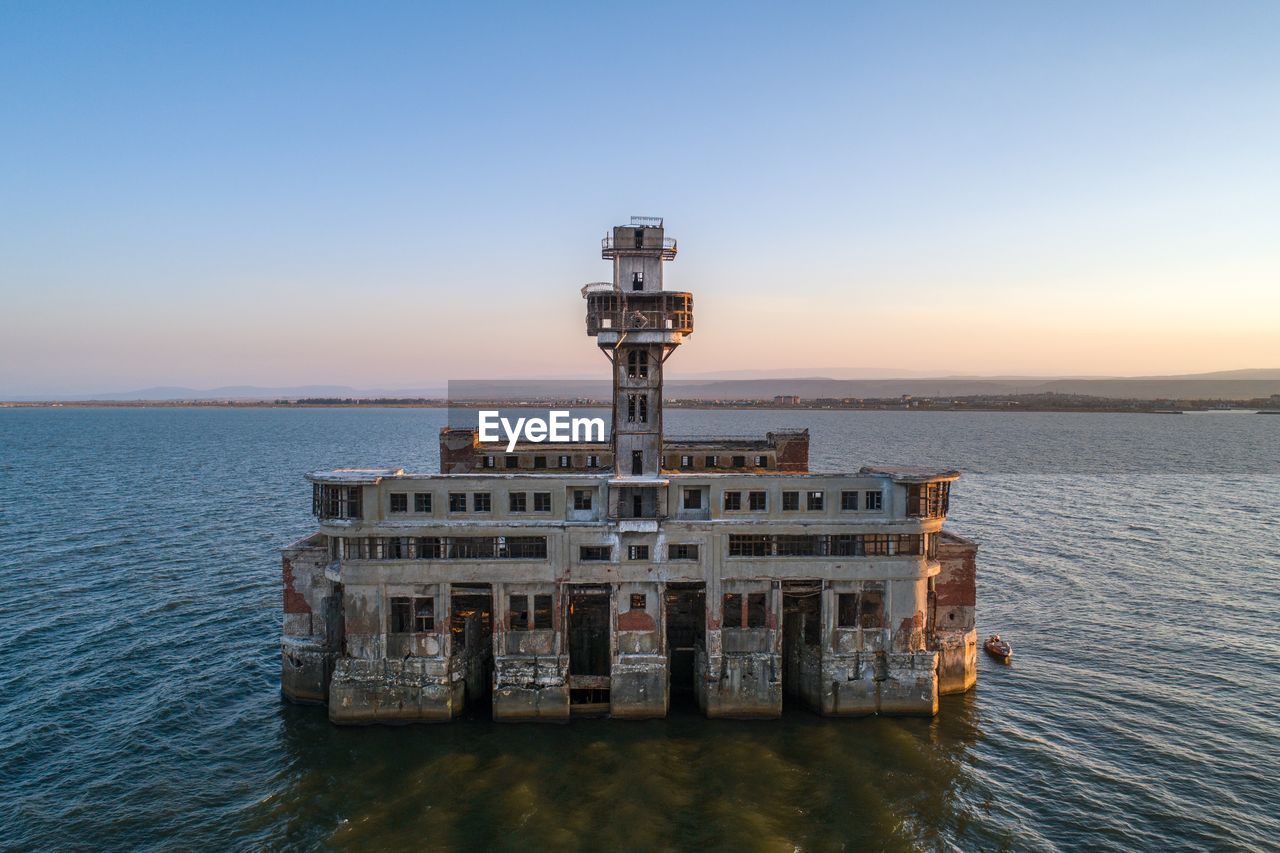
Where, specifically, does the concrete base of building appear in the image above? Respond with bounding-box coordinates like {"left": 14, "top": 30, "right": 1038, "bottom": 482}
{"left": 610, "top": 655, "right": 668, "bottom": 718}
{"left": 311, "top": 644, "right": 964, "bottom": 723}
{"left": 492, "top": 655, "right": 571, "bottom": 721}
{"left": 701, "top": 651, "right": 784, "bottom": 718}
{"left": 936, "top": 629, "right": 978, "bottom": 695}
{"left": 818, "top": 652, "right": 939, "bottom": 716}
{"left": 876, "top": 656, "right": 939, "bottom": 716}
{"left": 280, "top": 637, "right": 332, "bottom": 704}
{"left": 492, "top": 685, "right": 571, "bottom": 721}
{"left": 328, "top": 658, "right": 460, "bottom": 724}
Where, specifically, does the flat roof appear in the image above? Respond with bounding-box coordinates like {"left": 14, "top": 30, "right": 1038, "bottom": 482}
{"left": 859, "top": 465, "right": 961, "bottom": 482}
{"left": 305, "top": 468, "right": 403, "bottom": 484}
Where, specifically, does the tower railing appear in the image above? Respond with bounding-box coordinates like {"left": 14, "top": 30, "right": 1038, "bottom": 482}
{"left": 585, "top": 291, "right": 693, "bottom": 335}
{"left": 601, "top": 234, "right": 678, "bottom": 259}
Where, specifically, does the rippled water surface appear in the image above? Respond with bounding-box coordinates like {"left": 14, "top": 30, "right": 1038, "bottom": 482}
{"left": 1, "top": 408, "right": 1277, "bottom": 850}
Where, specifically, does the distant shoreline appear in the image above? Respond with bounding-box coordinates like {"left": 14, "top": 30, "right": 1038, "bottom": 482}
{"left": 4, "top": 398, "right": 1277, "bottom": 415}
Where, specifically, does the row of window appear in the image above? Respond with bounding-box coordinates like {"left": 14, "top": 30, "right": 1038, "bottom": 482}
{"left": 468, "top": 453, "right": 776, "bottom": 470}
{"left": 394, "top": 488, "right": 890, "bottom": 516}
{"left": 433, "top": 488, "right": 889, "bottom": 515}
{"left": 323, "top": 483, "right": 908, "bottom": 521}
{"left": 477, "top": 454, "right": 602, "bottom": 469}
{"left": 907, "top": 482, "right": 951, "bottom": 518}
{"left": 389, "top": 589, "right": 885, "bottom": 637}
{"left": 508, "top": 594, "right": 554, "bottom": 630}
{"left": 332, "top": 536, "right": 548, "bottom": 560}
{"left": 314, "top": 484, "right": 362, "bottom": 519}
{"left": 389, "top": 596, "right": 436, "bottom": 633}
{"left": 337, "top": 534, "right": 926, "bottom": 562}
{"left": 722, "top": 592, "right": 768, "bottom": 628}
{"left": 389, "top": 491, "right": 555, "bottom": 514}
{"left": 727, "top": 533, "right": 933, "bottom": 558}
{"left": 578, "top": 544, "right": 700, "bottom": 562}
{"left": 682, "top": 489, "right": 884, "bottom": 512}
{"left": 835, "top": 591, "right": 885, "bottom": 629}
{"left": 674, "top": 454, "right": 770, "bottom": 469}
{"left": 712, "top": 592, "right": 885, "bottom": 630}
{"left": 722, "top": 590, "right": 885, "bottom": 637}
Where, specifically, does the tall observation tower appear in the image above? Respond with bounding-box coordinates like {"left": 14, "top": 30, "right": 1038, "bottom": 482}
{"left": 583, "top": 216, "right": 693, "bottom": 485}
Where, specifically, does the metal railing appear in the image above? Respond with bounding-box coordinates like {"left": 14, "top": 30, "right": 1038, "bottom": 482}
{"left": 335, "top": 535, "right": 549, "bottom": 560}
{"left": 585, "top": 291, "right": 693, "bottom": 335}
{"left": 601, "top": 234, "right": 678, "bottom": 258}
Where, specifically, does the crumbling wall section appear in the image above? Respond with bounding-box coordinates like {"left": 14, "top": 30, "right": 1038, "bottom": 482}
{"left": 600, "top": 581, "right": 668, "bottom": 719}
{"left": 611, "top": 655, "right": 668, "bottom": 718}
{"left": 337, "top": 583, "right": 382, "bottom": 661}
{"left": 329, "top": 657, "right": 459, "bottom": 723}
{"left": 889, "top": 578, "right": 929, "bottom": 653}
{"left": 493, "top": 655, "right": 570, "bottom": 722}
{"left": 702, "top": 621, "right": 782, "bottom": 718}
{"left": 769, "top": 429, "right": 810, "bottom": 472}
{"left": 934, "top": 531, "right": 978, "bottom": 695}
{"left": 702, "top": 649, "right": 783, "bottom": 717}
{"left": 280, "top": 533, "right": 336, "bottom": 704}
{"left": 818, "top": 651, "right": 939, "bottom": 716}
{"left": 439, "top": 427, "right": 480, "bottom": 474}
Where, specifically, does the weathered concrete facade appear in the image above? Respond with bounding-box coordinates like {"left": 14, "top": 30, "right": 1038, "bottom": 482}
{"left": 281, "top": 217, "right": 979, "bottom": 723}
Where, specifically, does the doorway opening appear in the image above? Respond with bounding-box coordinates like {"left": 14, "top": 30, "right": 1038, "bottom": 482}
{"left": 450, "top": 585, "right": 493, "bottom": 716}
{"left": 782, "top": 581, "right": 822, "bottom": 711}
{"left": 664, "top": 582, "right": 706, "bottom": 711}
{"left": 567, "top": 586, "right": 611, "bottom": 715}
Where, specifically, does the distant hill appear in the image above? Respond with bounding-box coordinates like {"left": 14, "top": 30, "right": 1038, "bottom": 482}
{"left": 7, "top": 370, "right": 1280, "bottom": 402}
{"left": 11, "top": 384, "right": 449, "bottom": 402}
{"left": 451, "top": 373, "right": 1280, "bottom": 401}
{"left": 660, "top": 377, "right": 1280, "bottom": 401}
{"left": 676, "top": 367, "right": 952, "bottom": 380}
{"left": 1130, "top": 368, "right": 1280, "bottom": 380}
{"left": 660, "top": 373, "right": 1280, "bottom": 399}
{"left": 677, "top": 367, "right": 1280, "bottom": 382}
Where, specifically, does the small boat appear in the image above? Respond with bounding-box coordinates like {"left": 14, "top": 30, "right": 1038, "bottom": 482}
{"left": 984, "top": 634, "right": 1012, "bottom": 663}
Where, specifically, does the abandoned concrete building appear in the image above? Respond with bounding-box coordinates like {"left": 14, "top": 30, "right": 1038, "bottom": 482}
{"left": 281, "top": 217, "right": 979, "bottom": 723}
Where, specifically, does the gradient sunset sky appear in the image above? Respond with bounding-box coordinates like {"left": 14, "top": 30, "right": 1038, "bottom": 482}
{"left": 2, "top": 1, "right": 1277, "bottom": 395}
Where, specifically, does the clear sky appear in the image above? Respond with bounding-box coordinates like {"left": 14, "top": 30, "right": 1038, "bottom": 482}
{"left": 2, "top": 1, "right": 1278, "bottom": 395}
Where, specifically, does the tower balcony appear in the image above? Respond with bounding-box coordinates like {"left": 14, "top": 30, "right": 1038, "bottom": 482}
{"left": 607, "top": 480, "right": 669, "bottom": 522}
{"left": 585, "top": 291, "right": 694, "bottom": 336}
{"left": 602, "top": 234, "right": 677, "bottom": 260}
